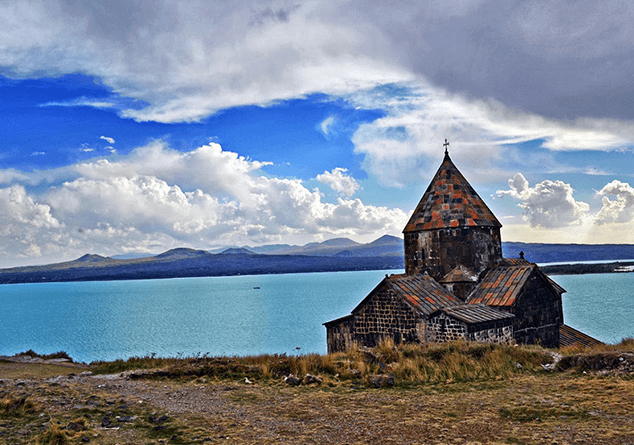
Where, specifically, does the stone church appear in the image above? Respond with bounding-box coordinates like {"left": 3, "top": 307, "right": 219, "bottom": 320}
{"left": 325, "top": 142, "right": 599, "bottom": 352}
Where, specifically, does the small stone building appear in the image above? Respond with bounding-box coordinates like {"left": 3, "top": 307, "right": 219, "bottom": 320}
{"left": 325, "top": 143, "right": 595, "bottom": 353}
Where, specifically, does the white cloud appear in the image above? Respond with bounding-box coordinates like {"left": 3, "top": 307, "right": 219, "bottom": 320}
{"left": 496, "top": 173, "right": 590, "bottom": 228}
{"left": 39, "top": 97, "right": 115, "bottom": 108}
{"left": 316, "top": 167, "right": 360, "bottom": 197}
{"left": 594, "top": 180, "right": 634, "bottom": 225}
{"left": 3, "top": 0, "right": 634, "bottom": 126}
{"left": 100, "top": 135, "right": 115, "bottom": 144}
{"left": 319, "top": 115, "right": 335, "bottom": 136}
{"left": 0, "top": 142, "right": 407, "bottom": 265}
{"left": 31, "top": 151, "right": 45, "bottom": 156}
{"left": 349, "top": 85, "right": 634, "bottom": 187}
{"left": 0, "top": 185, "right": 64, "bottom": 262}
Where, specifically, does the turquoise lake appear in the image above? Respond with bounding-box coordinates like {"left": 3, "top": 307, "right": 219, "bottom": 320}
{"left": 1, "top": 270, "right": 632, "bottom": 363}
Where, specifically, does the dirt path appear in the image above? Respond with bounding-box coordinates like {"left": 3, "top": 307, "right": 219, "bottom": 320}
{"left": 2, "top": 362, "right": 634, "bottom": 444}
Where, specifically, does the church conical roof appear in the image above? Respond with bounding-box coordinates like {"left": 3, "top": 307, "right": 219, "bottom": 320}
{"left": 403, "top": 152, "right": 501, "bottom": 233}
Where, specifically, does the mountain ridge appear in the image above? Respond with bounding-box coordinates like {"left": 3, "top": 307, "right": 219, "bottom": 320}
{"left": 3, "top": 238, "right": 634, "bottom": 284}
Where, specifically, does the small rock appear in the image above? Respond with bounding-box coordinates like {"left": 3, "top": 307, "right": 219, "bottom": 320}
{"left": 515, "top": 363, "right": 522, "bottom": 369}
{"left": 79, "top": 371, "right": 93, "bottom": 377}
{"left": 284, "top": 374, "right": 301, "bottom": 386}
{"left": 303, "top": 374, "right": 323, "bottom": 385}
{"left": 116, "top": 415, "right": 137, "bottom": 423}
{"left": 150, "top": 414, "right": 170, "bottom": 424}
{"left": 80, "top": 436, "right": 90, "bottom": 443}
{"left": 244, "top": 377, "right": 252, "bottom": 384}
{"left": 66, "top": 422, "right": 86, "bottom": 432}
{"left": 367, "top": 373, "right": 395, "bottom": 388}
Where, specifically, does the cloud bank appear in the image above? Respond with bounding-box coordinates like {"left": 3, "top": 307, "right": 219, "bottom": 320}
{"left": 3, "top": 0, "right": 634, "bottom": 125}
{"left": 0, "top": 143, "right": 407, "bottom": 266}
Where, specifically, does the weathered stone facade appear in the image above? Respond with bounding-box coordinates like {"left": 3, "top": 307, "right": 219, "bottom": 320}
{"left": 426, "top": 312, "right": 514, "bottom": 344}
{"left": 404, "top": 226, "right": 502, "bottom": 280}
{"left": 349, "top": 285, "right": 425, "bottom": 347}
{"left": 504, "top": 273, "right": 563, "bottom": 348}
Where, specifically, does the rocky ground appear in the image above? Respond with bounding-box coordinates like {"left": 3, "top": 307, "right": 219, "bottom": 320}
{"left": 2, "top": 354, "right": 634, "bottom": 445}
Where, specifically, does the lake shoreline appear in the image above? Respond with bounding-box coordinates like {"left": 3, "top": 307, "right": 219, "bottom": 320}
{"left": 540, "top": 260, "right": 634, "bottom": 275}
{"left": 1, "top": 258, "right": 634, "bottom": 285}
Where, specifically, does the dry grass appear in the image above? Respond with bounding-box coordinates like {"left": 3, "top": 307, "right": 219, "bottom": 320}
{"left": 1, "top": 340, "right": 634, "bottom": 444}
{"left": 1, "top": 395, "right": 37, "bottom": 417}
{"left": 90, "top": 340, "right": 553, "bottom": 387}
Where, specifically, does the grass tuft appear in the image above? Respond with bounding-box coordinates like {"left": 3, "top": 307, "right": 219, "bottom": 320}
{"left": 0, "top": 395, "right": 37, "bottom": 417}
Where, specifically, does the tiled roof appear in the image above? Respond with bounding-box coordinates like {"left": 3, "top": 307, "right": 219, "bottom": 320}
{"left": 467, "top": 264, "right": 536, "bottom": 307}
{"left": 440, "top": 265, "right": 478, "bottom": 283}
{"left": 385, "top": 273, "right": 459, "bottom": 316}
{"left": 546, "top": 276, "right": 566, "bottom": 295}
{"left": 323, "top": 314, "right": 354, "bottom": 328}
{"left": 403, "top": 153, "right": 501, "bottom": 233}
{"left": 439, "top": 304, "right": 514, "bottom": 325}
{"left": 499, "top": 258, "right": 531, "bottom": 266}
{"left": 560, "top": 324, "right": 604, "bottom": 347}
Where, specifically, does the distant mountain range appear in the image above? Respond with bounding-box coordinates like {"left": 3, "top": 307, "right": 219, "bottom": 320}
{"left": 2, "top": 236, "right": 634, "bottom": 284}
{"left": 206, "top": 235, "right": 402, "bottom": 257}
{"left": 0, "top": 236, "right": 405, "bottom": 285}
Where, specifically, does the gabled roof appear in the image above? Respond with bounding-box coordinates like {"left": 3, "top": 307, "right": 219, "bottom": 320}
{"left": 436, "top": 304, "right": 514, "bottom": 325}
{"left": 497, "top": 258, "right": 566, "bottom": 295}
{"left": 499, "top": 258, "right": 530, "bottom": 266}
{"left": 467, "top": 263, "right": 563, "bottom": 307}
{"left": 560, "top": 324, "right": 603, "bottom": 347}
{"left": 440, "top": 265, "right": 478, "bottom": 283}
{"left": 403, "top": 153, "right": 501, "bottom": 233}
{"left": 353, "top": 273, "right": 459, "bottom": 317}
{"left": 468, "top": 264, "right": 535, "bottom": 306}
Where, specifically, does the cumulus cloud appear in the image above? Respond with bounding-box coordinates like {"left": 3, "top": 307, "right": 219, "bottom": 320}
{"left": 100, "top": 135, "right": 115, "bottom": 144}
{"left": 0, "top": 142, "right": 407, "bottom": 265}
{"left": 594, "top": 180, "right": 634, "bottom": 225}
{"left": 496, "top": 173, "right": 590, "bottom": 228}
{"left": 0, "top": 185, "right": 64, "bottom": 261}
{"left": 316, "top": 168, "right": 360, "bottom": 197}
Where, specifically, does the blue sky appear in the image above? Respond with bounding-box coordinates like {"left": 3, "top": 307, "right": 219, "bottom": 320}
{"left": 2, "top": 1, "right": 634, "bottom": 267}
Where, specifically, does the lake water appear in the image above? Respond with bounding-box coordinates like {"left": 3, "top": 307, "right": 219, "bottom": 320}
{"left": 1, "top": 270, "right": 632, "bottom": 363}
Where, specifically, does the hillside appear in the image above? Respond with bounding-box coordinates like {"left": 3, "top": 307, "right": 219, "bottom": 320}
{"left": 0, "top": 248, "right": 404, "bottom": 285}
{"left": 4, "top": 238, "right": 634, "bottom": 285}
{"left": 2, "top": 341, "right": 634, "bottom": 444}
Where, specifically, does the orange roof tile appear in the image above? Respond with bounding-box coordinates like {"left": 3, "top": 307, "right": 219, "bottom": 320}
{"left": 403, "top": 153, "right": 501, "bottom": 233}
{"left": 467, "top": 264, "right": 563, "bottom": 307}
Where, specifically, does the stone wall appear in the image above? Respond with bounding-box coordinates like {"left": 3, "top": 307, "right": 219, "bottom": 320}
{"left": 426, "top": 313, "right": 514, "bottom": 344}
{"left": 507, "top": 273, "right": 563, "bottom": 348}
{"left": 426, "top": 313, "right": 467, "bottom": 342}
{"left": 351, "top": 284, "right": 424, "bottom": 348}
{"left": 325, "top": 316, "right": 355, "bottom": 353}
{"left": 404, "top": 226, "right": 502, "bottom": 280}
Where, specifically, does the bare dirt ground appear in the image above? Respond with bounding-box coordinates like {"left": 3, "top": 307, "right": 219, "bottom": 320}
{"left": 1, "top": 360, "right": 634, "bottom": 444}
